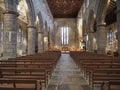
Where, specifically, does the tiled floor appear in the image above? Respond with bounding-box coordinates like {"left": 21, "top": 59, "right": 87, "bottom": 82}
{"left": 47, "top": 54, "right": 93, "bottom": 90}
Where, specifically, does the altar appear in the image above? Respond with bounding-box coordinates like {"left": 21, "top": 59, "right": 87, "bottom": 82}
{"left": 61, "top": 46, "right": 70, "bottom": 53}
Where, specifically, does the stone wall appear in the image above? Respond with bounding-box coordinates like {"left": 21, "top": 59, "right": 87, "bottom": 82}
{"left": 54, "top": 18, "right": 78, "bottom": 50}
{"left": 106, "top": 23, "right": 118, "bottom": 54}
{"left": 33, "top": 0, "right": 53, "bottom": 30}
{"left": 18, "top": 19, "right": 27, "bottom": 55}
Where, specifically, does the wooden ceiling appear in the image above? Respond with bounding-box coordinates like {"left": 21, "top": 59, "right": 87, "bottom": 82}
{"left": 106, "top": 0, "right": 116, "bottom": 15}
{"left": 105, "top": 0, "right": 117, "bottom": 25}
{"left": 46, "top": 0, "right": 84, "bottom": 18}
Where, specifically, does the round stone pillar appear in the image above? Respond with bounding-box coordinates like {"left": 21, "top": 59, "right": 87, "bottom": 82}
{"left": 44, "top": 36, "right": 48, "bottom": 51}
{"left": 116, "top": 0, "right": 120, "bottom": 58}
{"left": 96, "top": 23, "right": 107, "bottom": 54}
{"left": 88, "top": 32, "right": 94, "bottom": 52}
{"left": 27, "top": 25, "right": 36, "bottom": 54}
{"left": 49, "top": 32, "right": 54, "bottom": 48}
{"left": 38, "top": 32, "right": 44, "bottom": 53}
{"left": 22, "top": 34, "right": 27, "bottom": 55}
{"left": 3, "top": 4, "right": 19, "bottom": 59}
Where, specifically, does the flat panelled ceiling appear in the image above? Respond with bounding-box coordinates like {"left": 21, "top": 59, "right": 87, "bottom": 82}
{"left": 47, "top": 0, "right": 84, "bottom": 18}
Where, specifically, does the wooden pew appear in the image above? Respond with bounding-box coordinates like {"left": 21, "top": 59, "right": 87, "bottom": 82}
{"left": 81, "top": 62, "right": 120, "bottom": 75}
{"left": 70, "top": 51, "right": 120, "bottom": 90}
{"left": 0, "top": 67, "right": 48, "bottom": 87}
{"left": 0, "top": 63, "right": 54, "bottom": 78}
{"left": 0, "top": 51, "right": 61, "bottom": 89}
{"left": 0, "top": 78, "right": 41, "bottom": 90}
{"left": 83, "top": 63, "right": 120, "bottom": 78}
{"left": 0, "top": 60, "right": 56, "bottom": 74}
{"left": 102, "top": 80, "right": 120, "bottom": 90}
{"left": 89, "top": 68, "right": 120, "bottom": 90}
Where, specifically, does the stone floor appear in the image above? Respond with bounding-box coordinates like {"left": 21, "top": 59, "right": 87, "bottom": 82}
{"left": 47, "top": 54, "right": 96, "bottom": 90}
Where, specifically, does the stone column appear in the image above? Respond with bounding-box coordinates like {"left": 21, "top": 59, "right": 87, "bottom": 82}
{"left": 38, "top": 32, "right": 44, "bottom": 53}
{"left": 44, "top": 36, "right": 48, "bottom": 51}
{"left": 22, "top": 33, "right": 27, "bottom": 55}
{"left": 86, "top": 34, "right": 89, "bottom": 51}
{"left": 96, "top": 23, "right": 107, "bottom": 54}
{"left": 27, "top": 25, "right": 36, "bottom": 54}
{"left": 17, "top": 30, "right": 22, "bottom": 56}
{"left": 87, "top": 32, "right": 94, "bottom": 52}
{"left": 83, "top": 35, "right": 87, "bottom": 51}
{"left": 116, "top": 0, "right": 120, "bottom": 58}
{"left": 3, "top": 0, "right": 19, "bottom": 59}
{"left": 49, "top": 31, "right": 54, "bottom": 48}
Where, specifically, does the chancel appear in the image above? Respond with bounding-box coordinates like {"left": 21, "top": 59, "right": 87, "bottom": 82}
{"left": 0, "top": 0, "right": 120, "bottom": 90}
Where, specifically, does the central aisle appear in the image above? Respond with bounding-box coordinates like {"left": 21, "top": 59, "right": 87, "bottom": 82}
{"left": 47, "top": 54, "right": 91, "bottom": 90}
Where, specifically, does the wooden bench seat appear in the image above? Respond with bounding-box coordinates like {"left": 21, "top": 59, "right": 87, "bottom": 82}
{"left": 0, "top": 78, "right": 41, "bottom": 90}
{"left": 89, "top": 68, "right": 120, "bottom": 89}
{"left": 0, "top": 63, "right": 53, "bottom": 74}
{"left": 0, "top": 60, "right": 56, "bottom": 64}
{"left": 0, "top": 51, "right": 61, "bottom": 89}
{"left": 82, "top": 63, "right": 120, "bottom": 78}
{"left": 0, "top": 67, "right": 48, "bottom": 87}
{"left": 102, "top": 80, "right": 120, "bottom": 90}
{"left": 78, "top": 59, "right": 119, "bottom": 68}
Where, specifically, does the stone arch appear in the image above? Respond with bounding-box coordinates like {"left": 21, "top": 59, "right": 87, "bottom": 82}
{"left": 95, "top": 0, "right": 110, "bottom": 54}
{"left": 97, "top": 0, "right": 109, "bottom": 25}
{"left": 25, "top": 0, "right": 36, "bottom": 25}
{"left": 82, "top": 19, "right": 87, "bottom": 36}
{"left": 37, "top": 12, "right": 44, "bottom": 53}
{"left": 48, "top": 26, "right": 51, "bottom": 46}
{"left": 17, "top": 0, "right": 36, "bottom": 25}
{"left": 87, "top": 9, "right": 97, "bottom": 33}
{"left": 43, "top": 21, "right": 49, "bottom": 51}
{"left": 17, "top": 26, "right": 23, "bottom": 56}
{"left": 86, "top": 9, "right": 97, "bottom": 52}
{"left": 0, "top": 7, "right": 4, "bottom": 29}
{"left": 37, "top": 11, "right": 43, "bottom": 32}
{"left": 0, "top": 8, "right": 4, "bottom": 57}
{"left": 43, "top": 21, "right": 48, "bottom": 36}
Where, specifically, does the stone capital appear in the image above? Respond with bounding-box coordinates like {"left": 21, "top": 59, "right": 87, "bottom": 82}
{"left": 3, "top": 10, "right": 19, "bottom": 16}
{"left": 27, "top": 25, "right": 36, "bottom": 28}
{"left": 38, "top": 31, "right": 43, "bottom": 34}
{"left": 87, "top": 31, "right": 94, "bottom": 33}
{"left": 97, "top": 23, "right": 106, "bottom": 27}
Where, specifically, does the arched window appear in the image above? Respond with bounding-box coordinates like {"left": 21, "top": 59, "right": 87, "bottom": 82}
{"left": 107, "top": 28, "right": 114, "bottom": 45}
{"left": 61, "top": 27, "right": 69, "bottom": 45}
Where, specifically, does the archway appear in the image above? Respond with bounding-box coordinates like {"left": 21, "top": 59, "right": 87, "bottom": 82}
{"left": 36, "top": 12, "right": 44, "bottom": 53}
{"left": 96, "top": 0, "right": 117, "bottom": 55}
{"left": 17, "top": 27, "right": 23, "bottom": 56}
{"left": 0, "top": 8, "right": 4, "bottom": 57}
{"left": 43, "top": 21, "right": 49, "bottom": 51}
{"left": 82, "top": 20, "right": 87, "bottom": 51}
{"left": 105, "top": 0, "right": 117, "bottom": 56}
{"left": 22, "top": 0, "right": 36, "bottom": 54}
{"left": 86, "top": 9, "right": 97, "bottom": 52}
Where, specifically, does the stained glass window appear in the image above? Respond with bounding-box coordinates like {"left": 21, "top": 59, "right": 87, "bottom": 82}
{"left": 107, "top": 28, "right": 114, "bottom": 45}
